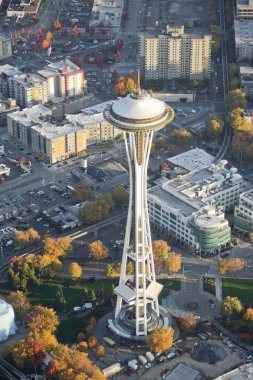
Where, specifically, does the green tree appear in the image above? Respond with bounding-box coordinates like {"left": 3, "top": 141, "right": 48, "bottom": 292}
{"left": 74, "top": 182, "right": 92, "bottom": 202}
{"left": 171, "top": 129, "right": 193, "bottom": 146}
{"left": 111, "top": 186, "right": 129, "bottom": 208}
{"left": 54, "top": 286, "right": 66, "bottom": 312}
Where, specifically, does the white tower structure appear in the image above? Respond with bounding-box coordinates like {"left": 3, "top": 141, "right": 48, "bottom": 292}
{"left": 104, "top": 88, "right": 174, "bottom": 338}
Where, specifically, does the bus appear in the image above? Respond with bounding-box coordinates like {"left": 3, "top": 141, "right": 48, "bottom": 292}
{"left": 66, "top": 185, "right": 75, "bottom": 192}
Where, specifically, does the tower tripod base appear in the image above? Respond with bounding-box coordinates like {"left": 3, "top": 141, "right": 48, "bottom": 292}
{"left": 107, "top": 305, "right": 171, "bottom": 345}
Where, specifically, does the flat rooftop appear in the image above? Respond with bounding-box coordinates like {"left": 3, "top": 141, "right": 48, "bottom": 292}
{"left": 149, "top": 161, "right": 243, "bottom": 216}
{"left": 31, "top": 122, "right": 82, "bottom": 140}
{"left": 66, "top": 100, "right": 114, "bottom": 126}
{"left": 164, "top": 364, "right": 201, "bottom": 380}
{"left": 215, "top": 364, "right": 253, "bottom": 380}
{"left": 8, "top": 104, "right": 51, "bottom": 126}
{"left": 90, "top": 0, "right": 124, "bottom": 29}
{"left": 234, "top": 19, "right": 253, "bottom": 45}
{"left": 168, "top": 148, "right": 214, "bottom": 172}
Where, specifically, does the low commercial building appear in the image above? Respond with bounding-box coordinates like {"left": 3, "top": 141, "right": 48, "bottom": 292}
{"left": 234, "top": 189, "right": 253, "bottom": 233}
{"left": 148, "top": 161, "right": 248, "bottom": 255}
{"left": 234, "top": 19, "right": 253, "bottom": 61}
{"left": 164, "top": 364, "right": 201, "bottom": 380}
{"left": 89, "top": 0, "right": 124, "bottom": 33}
{"left": 0, "top": 34, "right": 12, "bottom": 60}
{"left": 236, "top": 0, "right": 253, "bottom": 18}
{"left": 66, "top": 101, "right": 121, "bottom": 143}
{"left": 240, "top": 66, "right": 253, "bottom": 97}
{"left": 7, "top": 0, "right": 41, "bottom": 17}
{"left": 215, "top": 364, "right": 253, "bottom": 380}
{"left": 152, "top": 92, "right": 195, "bottom": 102}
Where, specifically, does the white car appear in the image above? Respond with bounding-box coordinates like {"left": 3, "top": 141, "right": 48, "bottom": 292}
{"left": 145, "top": 363, "right": 152, "bottom": 369}
{"left": 72, "top": 306, "right": 81, "bottom": 313}
{"left": 37, "top": 217, "right": 43, "bottom": 222}
{"left": 194, "top": 315, "right": 201, "bottom": 320}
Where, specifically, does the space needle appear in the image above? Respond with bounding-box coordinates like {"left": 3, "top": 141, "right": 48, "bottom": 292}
{"left": 104, "top": 82, "right": 174, "bottom": 339}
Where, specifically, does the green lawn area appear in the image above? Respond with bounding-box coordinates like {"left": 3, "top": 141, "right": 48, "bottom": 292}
{"left": 0, "top": 278, "right": 118, "bottom": 310}
{"left": 159, "top": 278, "right": 181, "bottom": 299}
{"left": 57, "top": 317, "right": 84, "bottom": 343}
{"left": 222, "top": 279, "right": 253, "bottom": 303}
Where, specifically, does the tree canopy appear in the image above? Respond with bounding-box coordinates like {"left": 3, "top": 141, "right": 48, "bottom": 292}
{"left": 146, "top": 327, "right": 174, "bottom": 353}
{"left": 205, "top": 115, "right": 224, "bottom": 139}
{"left": 88, "top": 240, "right": 109, "bottom": 261}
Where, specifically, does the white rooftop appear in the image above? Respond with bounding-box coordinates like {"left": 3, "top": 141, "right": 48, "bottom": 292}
{"left": 31, "top": 122, "right": 82, "bottom": 140}
{"left": 234, "top": 19, "right": 253, "bottom": 45}
{"left": 112, "top": 92, "right": 167, "bottom": 120}
{"left": 8, "top": 104, "right": 51, "bottom": 126}
{"left": 215, "top": 364, "right": 253, "bottom": 380}
{"left": 66, "top": 100, "right": 114, "bottom": 126}
{"left": 168, "top": 148, "right": 215, "bottom": 172}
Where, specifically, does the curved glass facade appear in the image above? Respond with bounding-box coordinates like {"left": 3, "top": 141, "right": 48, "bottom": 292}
{"left": 192, "top": 223, "right": 231, "bottom": 253}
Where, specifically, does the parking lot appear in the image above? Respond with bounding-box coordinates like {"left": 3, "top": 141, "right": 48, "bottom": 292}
{"left": 60, "top": 0, "right": 93, "bottom": 28}
{"left": 144, "top": 0, "right": 209, "bottom": 34}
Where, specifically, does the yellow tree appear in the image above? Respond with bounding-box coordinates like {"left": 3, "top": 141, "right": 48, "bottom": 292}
{"left": 7, "top": 291, "right": 31, "bottom": 323}
{"left": 147, "top": 327, "right": 174, "bottom": 353}
{"left": 27, "top": 228, "right": 40, "bottom": 244}
{"left": 152, "top": 240, "right": 170, "bottom": 260}
{"left": 68, "top": 262, "right": 82, "bottom": 280}
{"left": 95, "top": 345, "right": 105, "bottom": 358}
{"left": 88, "top": 240, "right": 109, "bottom": 261}
{"left": 166, "top": 253, "right": 181, "bottom": 273}
{"left": 77, "top": 342, "right": 88, "bottom": 352}
{"left": 28, "top": 305, "right": 59, "bottom": 334}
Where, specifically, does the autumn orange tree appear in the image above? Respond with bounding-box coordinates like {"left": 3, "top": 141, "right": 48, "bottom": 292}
{"left": 218, "top": 258, "right": 245, "bottom": 275}
{"left": 45, "top": 344, "right": 105, "bottom": 380}
{"left": 160, "top": 162, "right": 169, "bottom": 171}
{"left": 95, "top": 345, "right": 106, "bottom": 358}
{"left": 88, "top": 336, "right": 97, "bottom": 348}
{"left": 243, "top": 308, "right": 253, "bottom": 322}
{"left": 53, "top": 20, "right": 62, "bottom": 30}
{"left": 27, "top": 305, "right": 59, "bottom": 334}
{"left": 114, "top": 73, "right": 137, "bottom": 95}
{"left": 14, "top": 228, "right": 40, "bottom": 247}
{"left": 7, "top": 291, "right": 31, "bottom": 323}
{"left": 77, "top": 341, "right": 88, "bottom": 352}
{"left": 68, "top": 262, "right": 82, "bottom": 280}
{"left": 166, "top": 252, "right": 181, "bottom": 274}
{"left": 177, "top": 315, "right": 197, "bottom": 332}
{"left": 146, "top": 327, "right": 174, "bottom": 353}
{"left": 88, "top": 240, "right": 109, "bottom": 261}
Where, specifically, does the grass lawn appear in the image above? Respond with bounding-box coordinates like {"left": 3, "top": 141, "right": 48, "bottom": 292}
{"left": 0, "top": 278, "right": 118, "bottom": 309}
{"left": 222, "top": 278, "right": 253, "bottom": 303}
{"left": 57, "top": 317, "right": 84, "bottom": 343}
{"left": 159, "top": 278, "right": 181, "bottom": 299}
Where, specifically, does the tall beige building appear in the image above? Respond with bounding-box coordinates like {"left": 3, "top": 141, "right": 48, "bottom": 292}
{"left": 138, "top": 26, "right": 212, "bottom": 80}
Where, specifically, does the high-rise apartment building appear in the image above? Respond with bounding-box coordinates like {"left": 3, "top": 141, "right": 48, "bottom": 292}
{"left": 8, "top": 73, "right": 48, "bottom": 108}
{"left": 138, "top": 26, "right": 212, "bottom": 80}
{"left": 0, "top": 59, "right": 86, "bottom": 109}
